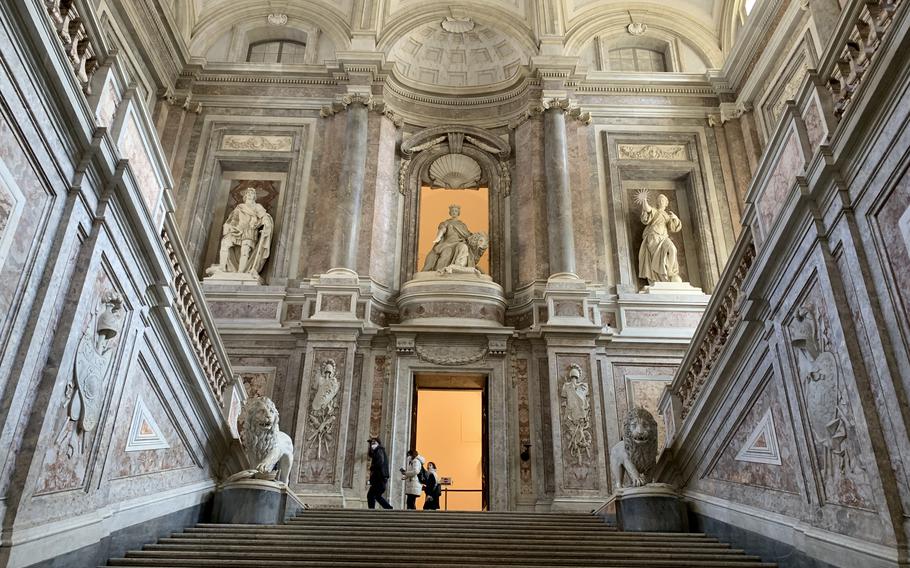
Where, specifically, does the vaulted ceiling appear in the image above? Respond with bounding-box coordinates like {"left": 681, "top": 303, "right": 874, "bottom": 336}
{"left": 172, "top": 0, "right": 744, "bottom": 72}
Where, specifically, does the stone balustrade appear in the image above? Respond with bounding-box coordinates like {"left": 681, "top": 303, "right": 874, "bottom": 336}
{"left": 658, "top": 232, "right": 755, "bottom": 446}
{"left": 162, "top": 225, "right": 232, "bottom": 405}
{"left": 42, "top": 0, "right": 99, "bottom": 94}
{"left": 826, "top": 0, "right": 904, "bottom": 118}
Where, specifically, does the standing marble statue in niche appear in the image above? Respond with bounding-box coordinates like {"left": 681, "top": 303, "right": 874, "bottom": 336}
{"left": 421, "top": 204, "right": 489, "bottom": 275}
{"left": 206, "top": 187, "right": 273, "bottom": 283}
{"left": 636, "top": 189, "right": 683, "bottom": 285}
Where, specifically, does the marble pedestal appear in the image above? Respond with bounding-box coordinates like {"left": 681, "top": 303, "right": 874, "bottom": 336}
{"left": 640, "top": 281, "right": 704, "bottom": 295}
{"left": 397, "top": 271, "right": 506, "bottom": 327}
{"left": 212, "top": 479, "right": 305, "bottom": 524}
{"left": 203, "top": 270, "right": 263, "bottom": 286}
{"left": 605, "top": 484, "right": 687, "bottom": 532}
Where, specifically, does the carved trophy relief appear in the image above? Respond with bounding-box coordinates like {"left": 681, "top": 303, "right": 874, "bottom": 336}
{"left": 307, "top": 359, "right": 341, "bottom": 461}
{"left": 560, "top": 364, "right": 593, "bottom": 467}
{"left": 421, "top": 204, "right": 489, "bottom": 276}
{"left": 58, "top": 289, "right": 125, "bottom": 459}
{"left": 788, "top": 302, "right": 874, "bottom": 508}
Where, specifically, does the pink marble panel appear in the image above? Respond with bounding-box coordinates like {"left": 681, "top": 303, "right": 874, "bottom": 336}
{"left": 625, "top": 310, "right": 704, "bottom": 328}
{"left": 512, "top": 119, "right": 549, "bottom": 286}
{"left": 119, "top": 112, "right": 162, "bottom": 214}
{"left": 803, "top": 98, "right": 827, "bottom": 151}
{"left": 707, "top": 376, "right": 800, "bottom": 494}
{"left": 208, "top": 300, "right": 278, "bottom": 319}
{"left": 757, "top": 130, "right": 803, "bottom": 234}
{"left": 107, "top": 369, "right": 197, "bottom": 480}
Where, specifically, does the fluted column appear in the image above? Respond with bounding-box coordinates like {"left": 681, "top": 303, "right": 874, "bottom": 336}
{"left": 329, "top": 94, "right": 370, "bottom": 271}
{"left": 542, "top": 99, "right": 577, "bottom": 276}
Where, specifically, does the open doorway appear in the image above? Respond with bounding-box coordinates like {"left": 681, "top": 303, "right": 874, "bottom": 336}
{"left": 411, "top": 373, "right": 487, "bottom": 510}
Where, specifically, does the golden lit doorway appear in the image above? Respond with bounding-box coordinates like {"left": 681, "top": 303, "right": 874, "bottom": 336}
{"left": 412, "top": 374, "right": 487, "bottom": 511}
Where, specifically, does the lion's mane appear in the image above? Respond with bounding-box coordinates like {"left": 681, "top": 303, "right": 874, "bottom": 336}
{"left": 239, "top": 397, "right": 280, "bottom": 465}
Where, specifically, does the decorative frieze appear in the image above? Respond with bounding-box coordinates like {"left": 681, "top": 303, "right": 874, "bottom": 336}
{"left": 221, "top": 135, "right": 294, "bottom": 152}
{"left": 617, "top": 144, "right": 687, "bottom": 161}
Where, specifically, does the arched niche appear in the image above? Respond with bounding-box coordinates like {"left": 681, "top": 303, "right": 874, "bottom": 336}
{"left": 398, "top": 126, "right": 511, "bottom": 288}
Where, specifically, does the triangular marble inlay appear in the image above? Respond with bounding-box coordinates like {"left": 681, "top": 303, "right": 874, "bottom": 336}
{"left": 125, "top": 396, "right": 170, "bottom": 452}
{"left": 735, "top": 408, "right": 781, "bottom": 465}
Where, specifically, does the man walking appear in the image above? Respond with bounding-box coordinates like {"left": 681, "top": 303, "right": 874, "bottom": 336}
{"left": 367, "top": 437, "right": 393, "bottom": 509}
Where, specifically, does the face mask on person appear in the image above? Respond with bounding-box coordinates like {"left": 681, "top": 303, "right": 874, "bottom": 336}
{"left": 370, "top": 442, "right": 378, "bottom": 450}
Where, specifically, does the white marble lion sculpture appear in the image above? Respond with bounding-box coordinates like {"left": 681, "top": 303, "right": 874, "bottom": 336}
{"left": 233, "top": 396, "right": 294, "bottom": 484}
{"left": 609, "top": 407, "right": 659, "bottom": 491}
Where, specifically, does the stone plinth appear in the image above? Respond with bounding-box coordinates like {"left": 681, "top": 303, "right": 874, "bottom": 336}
{"left": 397, "top": 272, "right": 506, "bottom": 327}
{"left": 640, "top": 281, "right": 705, "bottom": 295}
{"left": 607, "top": 484, "right": 687, "bottom": 532}
{"left": 212, "top": 479, "right": 304, "bottom": 524}
{"left": 203, "top": 270, "right": 263, "bottom": 286}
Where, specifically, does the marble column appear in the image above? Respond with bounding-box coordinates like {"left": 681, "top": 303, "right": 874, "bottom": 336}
{"left": 329, "top": 95, "right": 370, "bottom": 271}
{"left": 542, "top": 102, "right": 577, "bottom": 275}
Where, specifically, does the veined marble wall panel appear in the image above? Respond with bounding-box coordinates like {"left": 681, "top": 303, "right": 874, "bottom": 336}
{"left": 511, "top": 118, "right": 550, "bottom": 286}
{"left": 106, "top": 363, "right": 198, "bottom": 481}
{"left": 704, "top": 369, "right": 801, "bottom": 495}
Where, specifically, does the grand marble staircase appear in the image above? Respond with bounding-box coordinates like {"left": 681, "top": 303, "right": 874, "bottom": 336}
{"left": 106, "top": 510, "right": 775, "bottom": 567}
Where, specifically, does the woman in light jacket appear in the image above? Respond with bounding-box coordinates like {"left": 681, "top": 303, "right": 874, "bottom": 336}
{"left": 400, "top": 449, "right": 425, "bottom": 510}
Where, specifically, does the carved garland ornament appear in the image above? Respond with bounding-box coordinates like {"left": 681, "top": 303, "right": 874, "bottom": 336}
{"left": 415, "top": 343, "right": 488, "bottom": 366}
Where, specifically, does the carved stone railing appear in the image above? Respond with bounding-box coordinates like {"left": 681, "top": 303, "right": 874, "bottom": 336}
{"left": 825, "top": 0, "right": 904, "bottom": 118}
{"left": 161, "top": 225, "right": 231, "bottom": 405}
{"left": 42, "top": 0, "right": 99, "bottom": 95}
{"left": 659, "top": 232, "right": 757, "bottom": 446}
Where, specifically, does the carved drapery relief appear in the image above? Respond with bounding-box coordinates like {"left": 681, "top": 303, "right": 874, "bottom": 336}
{"left": 678, "top": 241, "right": 756, "bottom": 419}
{"left": 618, "top": 144, "right": 688, "bottom": 161}
{"left": 221, "top": 135, "right": 293, "bottom": 152}
{"left": 415, "top": 341, "right": 488, "bottom": 366}
{"left": 788, "top": 301, "right": 874, "bottom": 508}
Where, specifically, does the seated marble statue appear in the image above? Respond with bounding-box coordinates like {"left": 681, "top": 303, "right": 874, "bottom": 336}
{"left": 206, "top": 187, "right": 273, "bottom": 281}
{"left": 636, "top": 190, "right": 683, "bottom": 285}
{"left": 421, "top": 204, "right": 488, "bottom": 275}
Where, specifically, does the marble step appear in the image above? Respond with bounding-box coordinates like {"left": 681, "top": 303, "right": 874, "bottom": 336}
{"left": 108, "top": 556, "right": 776, "bottom": 568}
{"left": 163, "top": 534, "right": 733, "bottom": 549}
{"left": 147, "top": 541, "right": 744, "bottom": 555}
{"left": 177, "top": 528, "right": 716, "bottom": 543}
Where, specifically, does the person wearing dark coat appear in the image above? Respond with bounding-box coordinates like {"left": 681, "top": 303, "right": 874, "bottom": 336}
{"left": 367, "top": 437, "right": 393, "bottom": 509}
{"left": 423, "top": 461, "right": 442, "bottom": 510}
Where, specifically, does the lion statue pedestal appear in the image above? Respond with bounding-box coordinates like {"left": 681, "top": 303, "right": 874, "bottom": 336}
{"left": 213, "top": 396, "right": 301, "bottom": 524}
{"left": 602, "top": 408, "right": 687, "bottom": 532}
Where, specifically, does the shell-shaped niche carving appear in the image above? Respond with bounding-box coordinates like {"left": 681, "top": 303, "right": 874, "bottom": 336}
{"left": 429, "top": 153, "right": 482, "bottom": 189}
{"left": 441, "top": 17, "right": 475, "bottom": 34}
